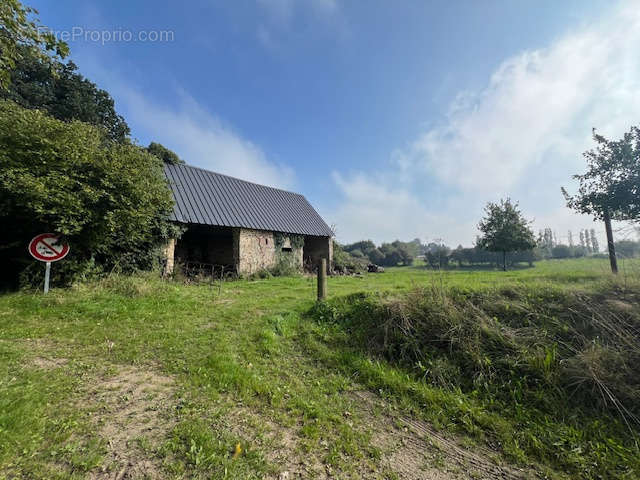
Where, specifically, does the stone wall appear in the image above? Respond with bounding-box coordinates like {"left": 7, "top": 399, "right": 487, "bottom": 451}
{"left": 235, "top": 229, "right": 306, "bottom": 275}
{"left": 163, "top": 238, "right": 176, "bottom": 275}
{"left": 236, "top": 228, "right": 277, "bottom": 275}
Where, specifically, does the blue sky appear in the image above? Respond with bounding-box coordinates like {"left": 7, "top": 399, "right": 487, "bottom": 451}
{"left": 31, "top": 0, "right": 639, "bottom": 246}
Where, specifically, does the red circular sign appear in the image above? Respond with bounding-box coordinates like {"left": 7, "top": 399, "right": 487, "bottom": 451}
{"left": 28, "top": 233, "right": 70, "bottom": 262}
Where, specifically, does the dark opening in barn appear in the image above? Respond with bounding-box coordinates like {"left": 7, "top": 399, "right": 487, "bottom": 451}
{"left": 174, "top": 225, "right": 235, "bottom": 277}
{"left": 303, "top": 235, "right": 332, "bottom": 270}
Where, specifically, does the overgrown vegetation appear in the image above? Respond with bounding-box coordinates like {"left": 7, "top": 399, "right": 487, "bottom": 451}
{"left": 271, "top": 233, "right": 304, "bottom": 276}
{"left": 333, "top": 241, "right": 368, "bottom": 273}
{"left": 309, "top": 277, "right": 640, "bottom": 479}
{"left": 0, "top": 100, "right": 179, "bottom": 289}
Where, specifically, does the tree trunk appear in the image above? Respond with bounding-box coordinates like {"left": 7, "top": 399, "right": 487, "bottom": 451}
{"left": 603, "top": 210, "right": 618, "bottom": 274}
{"left": 503, "top": 251, "right": 507, "bottom": 271}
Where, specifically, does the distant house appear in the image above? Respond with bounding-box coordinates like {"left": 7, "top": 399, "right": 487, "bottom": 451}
{"left": 163, "top": 164, "right": 333, "bottom": 276}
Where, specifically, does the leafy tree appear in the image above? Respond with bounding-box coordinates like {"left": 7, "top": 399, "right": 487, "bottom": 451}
{"left": 379, "top": 243, "right": 402, "bottom": 266}
{"left": 1, "top": 45, "right": 129, "bottom": 141}
{"left": 563, "top": 127, "right": 640, "bottom": 273}
{"left": 391, "top": 240, "right": 416, "bottom": 265}
{"left": 404, "top": 238, "right": 422, "bottom": 258}
{"left": 451, "top": 245, "right": 465, "bottom": 267}
{"left": 0, "top": 100, "right": 178, "bottom": 287}
{"left": 585, "top": 229, "right": 594, "bottom": 253}
{"left": 368, "top": 248, "right": 385, "bottom": 265}
{"left": 477, "top": 198, "right": 536, "bottom": 271}
{"left": 0, "top": 0, "right": 68, "bottom": 89}
{"left": 147, "top": 141, "right": 184, "bottom": 165}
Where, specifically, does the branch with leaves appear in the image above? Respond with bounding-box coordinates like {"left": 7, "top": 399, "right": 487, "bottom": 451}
{"left": 0, "top": 0, "right": 69, "bottom": 89}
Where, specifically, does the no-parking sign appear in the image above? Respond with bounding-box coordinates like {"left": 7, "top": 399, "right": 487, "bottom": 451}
{"left": 28, "top": 233, "right": 69, "bottom": 262}
{"left": 28, "top": 233, "right": 69, "bottom": 294}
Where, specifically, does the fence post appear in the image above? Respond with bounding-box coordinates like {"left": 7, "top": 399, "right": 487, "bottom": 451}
{"left": 317, "top": 258, "right": 327, "bottom": 301}
{"left": 603, "top": 209, "right": 618, "bottom": 275}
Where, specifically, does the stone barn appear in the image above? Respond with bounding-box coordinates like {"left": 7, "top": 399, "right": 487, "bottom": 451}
{"left": 163, "top": 164, "right": 333, "bottom": 276}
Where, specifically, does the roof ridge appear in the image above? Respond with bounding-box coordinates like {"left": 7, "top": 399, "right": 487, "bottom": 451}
{"left": 168, "top": 163, "right": 303, "bottom": 197}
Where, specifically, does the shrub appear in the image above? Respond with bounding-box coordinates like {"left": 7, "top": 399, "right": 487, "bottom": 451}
{"left": 333, "top": 242, "right": 367, "bottom": 273}
{"left": 0, "top": 100, "right": 179, "bottom": 288}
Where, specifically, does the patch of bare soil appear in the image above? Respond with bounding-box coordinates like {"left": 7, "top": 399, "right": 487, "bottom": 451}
{"left": 352, "top": 391, "right": 534, "bottom": 480}
{"left": 226, "top": 388, "right": 534, "bottom": 480}
{"left": 225, "top": 406, "right": 331, "bottom": 479}
{"left": 87, "top": 366, "right": 176, "bottom": 480}
{"left": 32, "top": 355, "right": 68, "bottom": 369}
{"left": 9, "top": 338, "right": 69, "bottom": 369}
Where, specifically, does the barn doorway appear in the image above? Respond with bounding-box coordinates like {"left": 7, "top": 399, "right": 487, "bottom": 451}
{"left": 303, "top": 235, "right": 331, "bottom": 271}
{"left": 174, "top": 225, "right": 235, "bottom": 277}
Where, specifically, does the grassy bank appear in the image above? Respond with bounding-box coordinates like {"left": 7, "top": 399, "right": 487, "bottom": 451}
{"left": 0, "top": 258, "right": 638, "bottom": 478}
{"left": 307, "top": 280, "right": 640, "bottom": 478}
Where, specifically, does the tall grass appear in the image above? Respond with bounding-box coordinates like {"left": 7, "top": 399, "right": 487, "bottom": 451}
{"left": 310, "top": 278, "right": 640, "bottom": 478}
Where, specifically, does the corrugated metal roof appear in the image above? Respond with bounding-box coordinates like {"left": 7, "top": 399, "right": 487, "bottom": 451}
{"left": 164, "top": 164, "right": 334, "bottom": 237}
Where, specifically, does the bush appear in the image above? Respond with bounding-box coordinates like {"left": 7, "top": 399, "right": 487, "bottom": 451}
{"left": 269, "top": 261, "right": 299, "bottom": 278}
{"left": 333, "top": 242, "right": 367, "bottom": 273}
{"left": 0, "top": 100, "right": 179, "bottom": 288}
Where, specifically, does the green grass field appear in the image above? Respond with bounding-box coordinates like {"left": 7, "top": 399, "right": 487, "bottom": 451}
{"left": 0, "top": 258, "right": 638, "bottom": 479}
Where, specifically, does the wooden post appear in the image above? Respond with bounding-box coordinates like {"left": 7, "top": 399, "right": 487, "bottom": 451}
{"left": 317, "top": 258, "right": 327, "bottom": 301}
{"left": 603, "top": 209, "right": 618, "bottom": 274}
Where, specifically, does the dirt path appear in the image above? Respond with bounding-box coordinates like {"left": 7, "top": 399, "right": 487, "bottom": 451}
{"left": 352, "top": 391, "right": 533, "bottom": 480}
{"left": 230, "top": 388, "right": 533, "bottom": 480}
{"left": 85, "top": 366, "right": 176, "bottom": 480}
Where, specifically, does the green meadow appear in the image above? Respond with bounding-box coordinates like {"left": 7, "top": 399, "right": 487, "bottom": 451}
{"left": 1, "top": 257, "right": 639, "bottom": 479}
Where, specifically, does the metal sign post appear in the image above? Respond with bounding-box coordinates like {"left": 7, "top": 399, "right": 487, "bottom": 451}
{"left": 44, "top": 262, "right": 51, "bottom": 294}
{"left": 28, "top": 233, "right": 70, "bottom": 294}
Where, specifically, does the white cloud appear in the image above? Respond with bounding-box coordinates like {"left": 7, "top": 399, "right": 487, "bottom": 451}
{"left": 331, "top": 3, "right": 640, "bottom": 246}
{"left": 329, "top": 172, "right": 473, "bottom": 245}
{"left": 117, "top": 87, "right": 295, "bottom": 189}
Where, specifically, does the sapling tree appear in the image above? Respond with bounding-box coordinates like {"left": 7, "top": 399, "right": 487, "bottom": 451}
{"left": 563, "top": 127, "right": 640, "bottom": 273}
{"left": 477, "top": 199, "right": 536, "bottom": 271}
